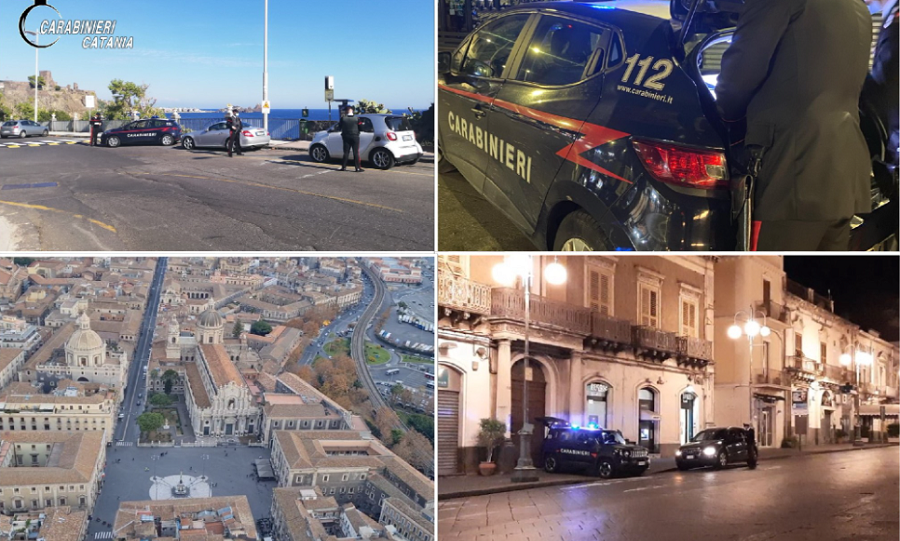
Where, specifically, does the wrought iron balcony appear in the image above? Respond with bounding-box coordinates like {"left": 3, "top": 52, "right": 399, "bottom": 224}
{"left": 676, "top": 336, "right": 713, "bottom": 364}
{"left": 590, "top": 312, "right": 632, "bottom": 348}
{"left": 820, "top": 363, "right": 849, "bottom": 383}
{"left": 754, "top": 299, "right": 789, "bottom": 324}
{"left": 490, "top": 287, "right": 592, "bottom": 335}
{"left": 437, "top": 274, "right": 491, "bottom": 316}
{"left": 786, "top": 355, "right": 823, "bottom": 376}
{"left": 755, "top": 369, "right": 788, "bottom": 386}
{"left": 633, "top": 326, "right": 677, "bottom": 359}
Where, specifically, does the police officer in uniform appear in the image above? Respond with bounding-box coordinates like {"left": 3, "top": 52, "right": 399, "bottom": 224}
{"left": 227, "top": 109, "right": 243, "bottom": 157}
{"left": 862, "top": 0, "right": 898, "bottom": 163}
{"left": 337, "top": 106, "right": 363, "bottom": 172}
{"left": 89, "top": 112, "right": 103, "bottom": 147}
{"left": 716, "top": 0, "right": 873, "bottom": 251}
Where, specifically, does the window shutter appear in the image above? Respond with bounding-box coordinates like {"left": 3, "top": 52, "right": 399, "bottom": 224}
{"left": 589, "top": 270, "right": 600, "bottom": 312}
{"left": 599, "top": 274, "right": 610, "bottom": 316}
{"left": 649, "top": 290, "right": 658, "bottom": 326}
{"left": 641, "top": 287, "right": 650, "bottom": 326}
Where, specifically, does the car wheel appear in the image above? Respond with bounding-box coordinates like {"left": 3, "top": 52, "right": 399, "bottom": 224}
{"left": 42, "top": 129, "right": 49, "bottom": 137}
{"left": 161, "top": 134, "right": 175, "bottom": 146}
{"left": 715, "top": 451, "right": 728, "bottom": 469}
{"left": 677, "top": 463, "right": 691, "bottom": 471}
{"left": 544, "top": 455, "right": 559, "bottom": 473}
{"left": 596, "top": 459, "right": 614, "bottom": 479}
{"left": 182, "top": 137, "right": 195, "bottom": 150}
{"left": 19, "top": 131, "right": 26, "bottom": 138}
{"left": 438, "top": 143, "right": 457, "bottom": 173}
{"left": 370, "top": 148, "right": 395, "bottom": 170}
{"left": 107, "top": 136, "right": 121, "bottom": 148}
{"left": 553, "top": 210, "right": 613, "bottom": 251}
{"left": 310, "top": 144, "right": 329, "bottom": 163}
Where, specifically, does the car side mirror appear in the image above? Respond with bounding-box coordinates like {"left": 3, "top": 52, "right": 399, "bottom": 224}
{"left": 438, "top": 51, "right": 451, "bottom": 75}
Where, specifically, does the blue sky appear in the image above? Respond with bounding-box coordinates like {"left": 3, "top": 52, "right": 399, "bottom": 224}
{"left": 0, "top": 0, "right": 435, "bottom": 109}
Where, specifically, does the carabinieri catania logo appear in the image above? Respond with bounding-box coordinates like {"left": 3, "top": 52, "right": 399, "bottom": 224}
{"left": 19, "top": 0, "right": 134, "bottom": 50}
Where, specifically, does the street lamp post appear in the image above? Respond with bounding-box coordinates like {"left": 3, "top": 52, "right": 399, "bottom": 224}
{"left": 840, "top": 348, "right": 872, "bottom": 446}
{"left": 728, "top": 307, "right": 772, "bottom": 429}
{"left": 24, "top": 30, "right": 39, "bottom": 122}
{"left": 493, "top": 255, "right": 567, "bottom": 483}
{"left": 263, "top": 0, "right": 269, "bottom": 133}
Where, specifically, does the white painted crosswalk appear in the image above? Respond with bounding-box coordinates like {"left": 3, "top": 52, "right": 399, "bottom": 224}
{"left": 116, "top": 441, "right": 134, "bottom": 447}
{"left": 94, "top": 531, "right": 113, "bottom": 539}
{"left": 0, "top": 139, "right": 82, "bottom": 148}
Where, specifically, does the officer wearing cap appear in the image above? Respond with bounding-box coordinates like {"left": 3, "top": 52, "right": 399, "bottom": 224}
{"left": 337, "top": 106, "right": 363, "bottom": 172}
{"left": 89, "top": 112, "right": 103, "bottom": 147}
{"left": 227, "top": 109, "right": 243, "bottom": 158}
{"left": 716, "top": 0, "right": 873, "bottom": 251}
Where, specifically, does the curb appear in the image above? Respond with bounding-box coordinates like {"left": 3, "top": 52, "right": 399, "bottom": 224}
{"left": 438, "top": 443, "right": 897, "bottom": 500}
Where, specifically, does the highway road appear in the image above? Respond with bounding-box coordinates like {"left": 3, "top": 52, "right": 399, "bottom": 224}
{"left": 352, "top": 264, "right": 408, "bottom": 433}
{"left": 115, "top": 257, "right": 168, "bottom": 443}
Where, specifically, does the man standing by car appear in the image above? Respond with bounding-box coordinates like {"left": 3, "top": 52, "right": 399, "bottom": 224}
{"left": 863, "top": 0, "right": 898, "bottom": 163}
{"left": 338, "top": 106, "right": 363, "bottom": 172}
{"left": 227, "top": 110, "right": 243, "bottom": 158}
{"left": 716, "top": 0, "right": 873, "bottom": 250}
{"left": 89, "top": 112, "right": 103, "bottom": 147}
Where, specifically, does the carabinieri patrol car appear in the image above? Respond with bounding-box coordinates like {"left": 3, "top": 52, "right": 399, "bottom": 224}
{"left": 438, "top": 0, "right": 895, "bottom": 250}
{"left": 101, "top": 117, "right": 182, "bottom": 148}
{"left": 539, "top": 417, "right": 650, "bottom": 478}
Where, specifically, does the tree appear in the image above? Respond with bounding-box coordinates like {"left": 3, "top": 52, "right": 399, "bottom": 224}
{"left": 294, "top": 365, "right": 315, "bottom": 383}
{"left": 164, "top": 379, "right": 174, "bottom": 395}
{"left": 150, "top": 393, "right": 172, "bottom": 407}
{"left": 137, "top": 412, "right": 165, "bottom": 434}
{"left": 27, "top": 75, "right": 46, "bottom": 89}
{"left": 405, "top": 413, "right": 434, "bottom": 444}
{"left": 0, "top": 92, "right": 12, "bottom": 121}
{"left": 407, "top": 103, "right": 434, "bottom": 145}
{"left": 15, "top": 101, "right": 34, "bottom": 119}
{"left": 104, "top": 79, "right": 165, "bottom": 120}
{"left": 232, "top": 320, "right": 243, "bottom": 338}
{"left": 374, "top": 407, "right": 397, "bottom": 446}
{"left": 250, "top": 320, "right": 273, "bottom": 336}
{"left": 398, "top": 302, "right": 408, "bottom": 310}
{"left": 356, "top": 99, "right": 391, "bottom": 114}
{"left": 393, "top": 430, "right": 434, "bottom": 475}
{"left": 161, "top": 369, "right": 178, "bottom": 395}
{"left": 13, "top": 257, "right": 34, "bottom": 266}
{"left": 390, "top": 429, "right": 404, "bottom": 446}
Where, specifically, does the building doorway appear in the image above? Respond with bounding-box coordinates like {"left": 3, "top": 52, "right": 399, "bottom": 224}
{"left": 437, "top": 365, "right": 462, "bottom": 475}
{"left": 759, "top": 407, "right": 774, "bottom": 447}
{"left": 639, "top": 387, "right": 659, "bottom": 453}
{"left": 225, "top": 423, "right": 233, "bottom": 436}
{"left": 680, "top": 391, "right": 696, "bottom": 445}
{"left": 585, "top": 381, "right": 609, "bottom": 429}
{"left": 511, "top": 359, "right": 546, "bottom": 465}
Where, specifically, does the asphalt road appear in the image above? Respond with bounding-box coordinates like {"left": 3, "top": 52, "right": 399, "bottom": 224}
{"left": 439, "top": 169, "right": 538, "bottom": 251}
{"left": 438, "top": 447, "right": 900, "bottom": 541}
{"left": 0, "top": 141, "right": 433, "bottom": 250}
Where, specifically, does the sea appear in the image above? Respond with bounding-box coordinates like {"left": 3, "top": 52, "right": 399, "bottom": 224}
{"left": 169, "top": 108, "right": 420, "bottom": 122}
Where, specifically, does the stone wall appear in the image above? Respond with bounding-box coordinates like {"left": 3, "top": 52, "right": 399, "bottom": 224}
{"left": 0, "top": 70, "right": 97, "bottom": 118}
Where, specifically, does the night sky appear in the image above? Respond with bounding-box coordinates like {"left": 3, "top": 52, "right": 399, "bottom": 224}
{"left": 783, "top": 256, "right": 899, "bottom": 342}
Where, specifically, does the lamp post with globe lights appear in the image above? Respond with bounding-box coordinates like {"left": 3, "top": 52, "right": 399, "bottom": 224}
{"left": 840, "top": 348, "right": 873, "bottom": 445}
{"left": 728, "top": 308, "right": 772, "bottom": 428}
{"left": 492, "top": 255, "right": 567, "bottom": 483}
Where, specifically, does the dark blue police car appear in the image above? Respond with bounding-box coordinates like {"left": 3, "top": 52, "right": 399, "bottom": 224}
{"left": 101, "top": 118, "right": 182, "bottom": 148}
{"left": 438, "top": 0, "right": 895, "bottom": 250}
{"left": 540, "top": 417, "right": 649, "bottom": 478}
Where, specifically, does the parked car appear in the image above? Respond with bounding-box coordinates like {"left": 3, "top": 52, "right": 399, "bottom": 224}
{"left": 539, "top": 417, "right": 649, "bottom": 478}
{"left": 437, "top": 0, "right": 895, "bottom": 250}
{"left": 675, "top": 427, "right": 758, "bottom": 470}
{"left": 309, "top": 114, "right": 423, "bottom": 170}
{"left": 1, "top": 120, "right": 48, "bottom": 138}
{"left": 181, "top": 120, "right": 271, "bottom": 151}
{"left": 101, "top": 118, "right": 181, "bottom": 148}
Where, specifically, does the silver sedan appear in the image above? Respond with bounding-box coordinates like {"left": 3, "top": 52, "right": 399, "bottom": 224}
{"left": 1, "top": 120, "right": 49, "bottom": 138}
{"left": 180, "top": 120, "right": 270, "bottom": 151}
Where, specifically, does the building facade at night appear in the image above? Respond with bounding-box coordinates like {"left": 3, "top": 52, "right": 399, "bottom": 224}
{"left": 437, "top": 255, "right": 900, "bottom": 475}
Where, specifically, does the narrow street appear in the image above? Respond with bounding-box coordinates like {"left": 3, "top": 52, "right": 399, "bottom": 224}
{"left": 438, "top": 447, "right": 899, "bottom": 541}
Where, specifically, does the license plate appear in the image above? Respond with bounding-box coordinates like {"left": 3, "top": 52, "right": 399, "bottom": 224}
{"left": 685, "top": 455, "right": 694, "bottom": 460}
{"left": 256, "top": 131, "right": 265, "bottom": 136}
{"left": 402, "top": 134, "right": 412, "bottom": 141}
{"left": 636, "top": 460, "right": 646, "bottom": 465}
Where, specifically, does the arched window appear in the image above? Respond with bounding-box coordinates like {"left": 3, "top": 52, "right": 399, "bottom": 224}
{"left": 228, "top": 399, "right": 236, "bottom": 410}
{"left": 584, "top": 381, "right": 609, "bottom": 429}
{"left": 639, "top": 387, "right": 656, "bottom": 411}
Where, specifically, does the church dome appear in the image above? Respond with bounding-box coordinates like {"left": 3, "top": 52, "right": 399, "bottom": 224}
{"left": 68, "top": 312, "right": 104, "bottom": 352}
{"left": 198, "top": 308, "right": 223, "bottom": 329}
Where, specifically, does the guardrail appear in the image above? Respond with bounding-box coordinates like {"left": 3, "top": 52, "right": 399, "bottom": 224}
{"left": 437, "top": 273, "right": 491, "bottom": 315}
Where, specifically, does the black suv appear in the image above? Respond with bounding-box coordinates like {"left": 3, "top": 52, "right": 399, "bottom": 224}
{"left": 675, "top": 426, "right": 758, "bottom": 470}
{"left": 539, "top": 417, "right": 650, "bottom": 478}
{"left": 101, "top": 118, "right": 182, "bottom": 148}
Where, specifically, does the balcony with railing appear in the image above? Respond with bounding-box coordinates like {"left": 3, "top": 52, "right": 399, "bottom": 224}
{"left": 590, "top": 312, "right": 633, "bottom": 348}
{"left": 820, "top": 363, "right": 849, "bottom": 383}
{"left": 755, "top": 369, "right": 788, "bottom": 386}
{"left": 676, "top": 336, "right": 713, "bottom": 364}
{"left": 786, "top": 355, "right": 823, "bottom": 376}
{"left": 490, "top": 287, "right": 593, "bottom": 335}
{"left": 786, "top": 279, "right": 833, "bottom": 312}
{"left": 437, "top": 274, "right": 492, "bottom": 316}
{"left": 633, "top": 326, "right": 677, "bottom": 359}
{"left": 754, "top": 299, "right": 789, "bottom": 324}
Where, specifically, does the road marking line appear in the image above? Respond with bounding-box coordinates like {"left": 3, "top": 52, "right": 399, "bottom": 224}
{"left": 27, "top": 143, "right": 41, "bottom": 147}
{"left": 5, "top": 145, "right": 20, "bottom": 149}
{"left": 48, "top": 142, "right": 60, "bottom": 145}
{"left": 0, "top": 200, "right": 117, "bottom": 232}
{"left": 129, "top": 172, "right": 403, "bottom": 212}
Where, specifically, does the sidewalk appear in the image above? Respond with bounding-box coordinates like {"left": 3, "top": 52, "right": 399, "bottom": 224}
{"left": 438, "top": 442, "right": 897, "bottom": 500}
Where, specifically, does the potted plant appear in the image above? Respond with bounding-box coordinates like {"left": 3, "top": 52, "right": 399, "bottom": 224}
{"left": 835, "top": 428, "right": 848, "bottom": 444}
{"left": 477, "top": 418, "right": 506, "bottom": 476}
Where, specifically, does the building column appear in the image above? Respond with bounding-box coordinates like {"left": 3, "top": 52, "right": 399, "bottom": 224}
{"left": 569, "top": 351, "right": 583, "bottom": 426}
{"left": 496, "top": 339, "right": 512, "bottom": 436}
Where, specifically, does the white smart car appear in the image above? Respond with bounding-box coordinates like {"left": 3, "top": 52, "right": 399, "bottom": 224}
{"left": 309, "top": 113, "right": 423, "bottom": 170}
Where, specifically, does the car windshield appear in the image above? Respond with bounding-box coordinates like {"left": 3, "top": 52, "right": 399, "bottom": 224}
{"left": 691, "top": 429, "right": 727, "bottom": 442}
{"left": 600, "top": 430, "right": 627, "bottom": 445}
{"left": 384, "top": 116, "right": 413, "bottom": 132}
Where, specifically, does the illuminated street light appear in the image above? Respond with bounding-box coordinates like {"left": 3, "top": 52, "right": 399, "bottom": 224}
{"left": 728, "top": 308, "right": 772, "bottom": 428}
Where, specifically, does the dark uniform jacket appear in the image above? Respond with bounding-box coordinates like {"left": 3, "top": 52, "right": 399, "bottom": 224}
{"left": 862, "top": 0, "right": 898, "bottom": 146}
{"left": 337, "top": 115, "right": 362, "bottom": 138}
{"left": 232, "top": 115, "right": 243, "bottom": 132}
{"left": 716, "top": 0, "right": 873, "bottom": 221}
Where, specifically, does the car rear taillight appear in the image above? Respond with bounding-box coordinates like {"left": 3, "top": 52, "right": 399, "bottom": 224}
{"left": 386, "top": 131, "right": 398, "bottom": 141}
{"left": 632, "top": 140, "right": 728, "bottom": 189}
{"left": 242, "top": 130, "right": 254, "bottom": 137}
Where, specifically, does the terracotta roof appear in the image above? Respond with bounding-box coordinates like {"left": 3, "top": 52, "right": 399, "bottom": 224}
{"left": 264, "top": 402, "right": 330, "bottom": 419}
{"left": 33, "top": 506, "right": 86, "bottom": 541}
{"left": 200, "top": 344, "right": 243, "bottom": 388}
{"left": 184, "top": 362, "right": 211, "bottom": 408}
{"left": 0, "top": 348, "right": 24, "bottom": 372}
{"left": 272, "top": 488, "right": 317, "bottom": 541}
{"left": 23, "top": 323, "right": 74, "bottom": 369}
{"left": 383, "top": 496, "right": 434, "bottom": 534}
{"left": 0, "top": 431, "right": 105, "bottom": 486}
{"left": 113, "top": 496, "right": 256, "bottom": 540}
{"left": 274, "top": 431, "right": 390, "bottom": 471}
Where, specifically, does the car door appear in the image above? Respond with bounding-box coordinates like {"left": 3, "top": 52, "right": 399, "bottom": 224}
{"left": 727, "top": 428, "right": 747, "bottom": 461}
{"left": 198, "top": 122, "right": 229, "bottom": 147}
{"left": 438, "top": 12, "right": 534, "bottom": 193}
{"left": 484, "top": 13, "right": 612, "bottom": 233}
{"left": 324, "top": 123, "right": 345, "bottom": 157}
{"left": 357, "top": 116, "right": 377, "bottom": 158}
